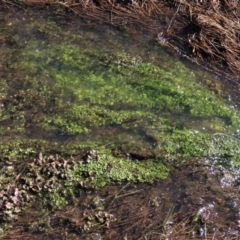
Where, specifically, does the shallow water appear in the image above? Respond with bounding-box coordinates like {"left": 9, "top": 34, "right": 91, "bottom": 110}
{"left": 1, "top": 5, "right": 240, "bottom": 240}
{"left": 6, "top": 160, "right": 240, "bottom": 239}
{"left": 1, "top": 6, "right": 240, "bottom": 144}
{"left": 1, "top": 7, "right": 240, "bottom": 168}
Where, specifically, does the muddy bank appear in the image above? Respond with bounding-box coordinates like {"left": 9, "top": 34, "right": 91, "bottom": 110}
{"left": 2, "top": 0, "right": 240, "bottom": 81}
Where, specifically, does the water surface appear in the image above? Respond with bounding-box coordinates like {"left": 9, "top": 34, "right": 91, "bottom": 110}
{"left": 1, "top": 5, "right": 240, "bottom": 239}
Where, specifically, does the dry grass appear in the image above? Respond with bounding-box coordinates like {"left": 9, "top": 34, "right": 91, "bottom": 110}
{"left": 176, "top": 0, "right": 240, "bottom": 78}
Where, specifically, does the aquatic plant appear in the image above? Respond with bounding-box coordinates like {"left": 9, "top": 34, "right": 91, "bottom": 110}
{"left": 1, "top": 10, "right": 240, "bottom": 239}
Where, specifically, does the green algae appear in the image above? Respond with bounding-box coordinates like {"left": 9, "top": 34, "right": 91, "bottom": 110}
{"left": 0, "top": 138, "right": 170, "bottom": 219}
{"left": 1, "top": 9, "right": 240, "bottom": 227}
{"left": 69, "top": 148, "right": 169, "bottom": 186}
{"left": 1, "top": 12, "right": 240, "bottom": 163}
{"left": 3, "top": 41, "right": 238, "bottom": 136}
{"left": 0, "top": 7, "right": 239, "bottom": 240}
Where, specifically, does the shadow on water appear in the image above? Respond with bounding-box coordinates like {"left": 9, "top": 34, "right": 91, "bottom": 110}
{"left": 1, "top": 5, "right": 240, "bottom": 240}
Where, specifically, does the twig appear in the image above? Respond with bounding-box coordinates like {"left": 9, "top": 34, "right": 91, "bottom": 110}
{"left": 167, "top": 0, "right": 181, "bottom": 33}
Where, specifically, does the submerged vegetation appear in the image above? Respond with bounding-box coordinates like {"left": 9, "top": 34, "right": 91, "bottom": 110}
{"left": 2, "top": 0, "right": 240, "bottom": 80}
{"left": 1, "top": 15, "right": 240, "bottom": 159}
{"left": 1, "top": 5, "right": 240, "bottom": 239}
